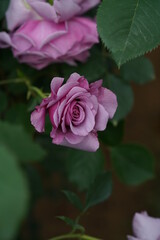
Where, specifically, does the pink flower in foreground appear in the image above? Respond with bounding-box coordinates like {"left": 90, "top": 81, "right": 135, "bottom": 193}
{"left": 128, "top": 212, "right": 160, "bottom": 240}
{"left": 6, "top": 0, "right": 100, "bottom": 30}
{"left": 30, "top": 73, "right": 117, "bottom": 152}
{"left": 0, "top": 18, "right": 98, "bottom": 69}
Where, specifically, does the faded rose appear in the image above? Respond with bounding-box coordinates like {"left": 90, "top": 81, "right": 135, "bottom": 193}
{"left": 0, "top": 18, "right": 98, "bottom": 69}
{"left": 30, "top": 73, "right": 117, "bottom": 152}
{"left": 127, "top": 212, "right": 160, "bottom": 240}
{"left": 6, "top": 0, "right": 100, "bottom": 30}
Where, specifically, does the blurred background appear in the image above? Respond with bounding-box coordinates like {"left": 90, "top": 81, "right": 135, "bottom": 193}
{"left": 11, "top": 48, "right": 159, "bottom": 240}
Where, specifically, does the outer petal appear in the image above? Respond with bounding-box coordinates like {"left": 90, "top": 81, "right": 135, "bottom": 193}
{"left": 27, "top": 0, "right": 58, "bottom": 22}
{"left": 50, "top": 128, "right": 64, "bottom": 144}
{"left": 30, "top": 106, "right": 46, "bottom": 132}
{"left": 0, "top": 32, "right": 12, "bottom": 48}
{"left": 95, "top": 104, "right": 109, "bottom": 131}
{"left": 98, "top": 87, "right": 118, "bottom": 119}
{"left": 132, "top": 212, "right": 160, "bottom": 240}
{"left": 50, "top": 77, "right": 64, "bottom": 96}
{"left": 6, "top": 0, "right": 34, "bottom": 31}
{"left": 61, "top": 132, "right": 99, "bottom": 152}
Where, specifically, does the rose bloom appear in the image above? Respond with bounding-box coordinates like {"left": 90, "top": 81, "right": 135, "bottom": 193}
{"left": 0, "top": 18, "right": 98, "bottom": 69}
{"left": 31, "top": 73, "right": 117, "bottom": 152}
{"left": 6, "top": 0, "right": 100, "bottom": 30}
{"left": 128, "top": 212, "right": 160, "bottom": 240}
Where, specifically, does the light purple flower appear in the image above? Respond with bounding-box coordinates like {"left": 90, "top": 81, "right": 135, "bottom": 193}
{"left": 0, "top": 18, "right": 98, "bottom": 69}
{"left": 30, "top": 73, "right": 118, "bottom": 152}
{"left": 6, "top": 0, "right": 100, "bottom": 30}
{"left": 128, "top": 212, "right": 160, "bottom": 240}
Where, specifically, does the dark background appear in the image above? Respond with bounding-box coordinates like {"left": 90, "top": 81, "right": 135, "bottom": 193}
{"left": 19, "top": 48, "right": 160, "bottom": 240}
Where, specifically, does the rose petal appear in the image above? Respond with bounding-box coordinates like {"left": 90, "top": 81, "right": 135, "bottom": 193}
{"left": 70, "top": 105, "right": 95, "bottom": 136}
{"left": 132, "top": 212, "right": 160, "bottom": 240}
{"left": 61, "top": 132, "right": 99, "bottom": 152}
{"left": 50, "top": 128, "right": 64, "bottom": 144}
{"left": 95, "top": 104, "right": 109, "bottom": 131}
{"left": 50, "top": 77, "right": 64, "bottom": 96}
{"left": 30, "top": 106, "right": 46, "bottom": 132}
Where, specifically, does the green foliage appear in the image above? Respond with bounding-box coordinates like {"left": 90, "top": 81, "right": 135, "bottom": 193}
{"left": 97, "top": 0, "right": 160, "bottom": 66}
{"left": 0, "top": 121, "right": 46, "bottom": 162}
{"left": 0, "top": 90, "right": 7, "bottom": 113}
{"left": 62, "top": 190, "right": 83, "bottom": 211}
{"left": 65, "top": 149, "right": 105, "bottom": 191}
{"left": 99, "top": 120, "right": 124, "bottom": 146}
{"left": 120, "top": 57, "right": 155, "bottom": 84}
{"left": 111, "top": 144, "right": 155, "bottom": 185}
{"left": 0, "top": 0, "right": 10, "bottom": 20}
{"left": 5, "top": 103, "right": 33, "bottom": 132}
{"left": 85, "top": 172, "right": 112, "bottom": 210}
{"left": 107, "top": 74, "right": 134, "bottom": 121}
{"left": 0, "top": 144, "right": 29, "bottom": 240}
{"left": 62, "top": 47, "right": 106, "bottom": 82}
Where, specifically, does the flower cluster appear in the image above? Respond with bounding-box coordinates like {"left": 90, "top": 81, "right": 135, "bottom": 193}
{"left": 0, "top": 0, "right": 99, "bottom": 69}
{"left": 31, "top": 73, "right": 117, "bottom": 151}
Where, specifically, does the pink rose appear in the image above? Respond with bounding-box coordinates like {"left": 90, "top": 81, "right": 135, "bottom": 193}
{"left": 6, "top": 0, "right": 100, "bottom": 31}
{"left": 127, "top": 212, "right": 160, "bottom": 240}
{"left": 0, "top": 18, "right": 98, "bottom": 69}
{"left": 30, "top": 73, "right": 117, "bottom": 152}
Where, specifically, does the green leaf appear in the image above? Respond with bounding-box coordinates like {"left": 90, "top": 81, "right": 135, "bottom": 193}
{"left": 65, "top": 149, "right": 105, "bottom": 191}
{"left": 57, "top": 216, "right": 85, "bottom": 232}
{"left": 0, "top": 0, "right": 10, "bottom": 20}
{"left": 120, "top": 57, "right": 155, "bottom": 84}
{"left": 99, "top": 120, "right": 124, "bottom": 146}
{"left": 85, "top": 172, "right": 112, "bottom": 210}
{"left": 62, "top": 47, "right": 106, "bottom": 82}
{"left": 107, "top": 74, "right": 134, "bottom": 121}
{"left": 0, "top": 144, "right": 29, "bottom": 240}
{"left": 111, "top": 144, "right": 155, "bottom": 185}
{"left": 0, "top": 90, "right": 7, "bottom": 114}
{"left": 97, "top": 0, "right": 160, "bottom": 66}
{"left": 0, "top": 121, "right": 46, "bottom": 162}
{"left": 62, "top": 190, "right": 83, "bottom": 211}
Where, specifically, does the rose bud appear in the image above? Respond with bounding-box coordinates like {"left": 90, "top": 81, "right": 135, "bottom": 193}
{"left": 30, "top": 73, "right": 118, "bottom": 152}
{"left": 127, "top": 212, "right": 160, "bottom": 240}
{"left": 0, "top": 17, "right": 98, "bottom": 69}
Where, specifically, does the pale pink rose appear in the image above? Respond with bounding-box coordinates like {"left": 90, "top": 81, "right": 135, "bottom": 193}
{"left": 6, "top": 0, "right": 100, "bottom": 30}
{"left": 0, "top": 18, "right": 98, "bottom": 69}
{"left": 127, "top": 212, "right": 160, "bottom": 240}
{"left": 30, "top": 73, "right": 118, "bottom": 152}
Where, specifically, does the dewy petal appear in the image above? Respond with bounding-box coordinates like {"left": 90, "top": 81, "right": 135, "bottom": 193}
{"left": 30, "top": 106, "right": 46, "bottom": 133}
{"left": 132, "top": 212, "right": 160, "bottom": 240}
{"left": 95, "top": 104, "right": 109, "bottom": 131}
{"left": 61, "top": 132, "right": 99, "bottom": 152}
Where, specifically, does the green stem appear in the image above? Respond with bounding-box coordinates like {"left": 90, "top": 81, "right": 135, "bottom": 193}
{"left": 0, "top": 78, "right": 25, "bottom": 85}
{"left": 0, "top": 78, "right": 48, "bottom": 99}
{"left": 50, "top": 233, "right": 101, "bottom": 240}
